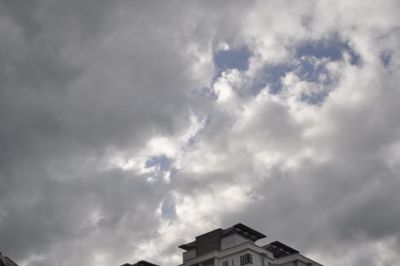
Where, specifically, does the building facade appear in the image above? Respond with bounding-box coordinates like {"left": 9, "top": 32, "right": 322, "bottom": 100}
{"left": 123, "top": 223, "right": 323, "bottom": 266}
{"left": 178, "top": 224, "right": 322, "bottom": 266}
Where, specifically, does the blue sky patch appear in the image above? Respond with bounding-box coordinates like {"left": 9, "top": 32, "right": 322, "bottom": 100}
{"left": 213, "top": 45, "right": 252, "bottom": 77}
{"left": 380, "top": 50, "right": 392, "bottom": 68}
{"left": 296, "top": 39, "right": 343, "bottom": 60}
{"left": 296, "top": 58, "right": 323, "bottom": 82}
{"left": 212, "top": 36, "right": 353, "bottom": 104}
{"left": 251, "top": 63, "right": 293, "bottom": 95}
{"left": 160, "top": 197, "right": 177, "bottom": 220}
{"left": 250, "top": 59, "right": 335, "bottom": 96}
{"left": 295, "top": 57, "right": 337, "bottom": 105}
{"left": 145, "top": 154, "right": 172, "bottom": 172}
{"left": 248, "top": 36, "right": 355, "bottom": 98}
{"left": 296, "top": 35, "right": 361, "bottom": 66}
{"left": 346, "top": 46, "right": 362, "bottom": 66}
{"left": 300, "top": 88, "right": 331, "bottom": 105}
{"left": 145, "top": 154, "right": 177, "bottom": 182}
{"left": 295, "top": 57, "right": 334, "bottom": 85}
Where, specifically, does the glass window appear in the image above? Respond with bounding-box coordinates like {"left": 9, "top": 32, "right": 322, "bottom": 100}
{"left": 240, "top": 254, "right": 252, "bottom": 265}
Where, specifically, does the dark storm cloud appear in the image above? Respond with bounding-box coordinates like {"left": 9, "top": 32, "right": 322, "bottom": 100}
{"left": 0, "top": 165, "right": 163, "bottom": 255}
{"left": 0, "top": 1, "right": 207, "bottom": 265}
{"left": 0, "top": 0, "right": 113, "bottom": 170}
{"left": 0, "top": 0, "right": 210, "bottom": 171}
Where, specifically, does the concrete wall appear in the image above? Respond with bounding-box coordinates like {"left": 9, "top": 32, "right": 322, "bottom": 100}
{"left": 221, "top": 234, "right": 252, "bottom": 250}
{"left": 196, "top": 229, "right": 223, "bottom": 257}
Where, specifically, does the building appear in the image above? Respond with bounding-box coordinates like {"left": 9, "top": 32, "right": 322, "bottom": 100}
{"left": 122, "top": 261, "right": 160, "bottom": 266}
{"left": 178, "top": 223, "right": 322, "bottom": 266}
{"left": 0, "top": 252, "right": 18, "bottom": 266}
{"left": 123, "top": 223, "right": 323, "bottom": 266}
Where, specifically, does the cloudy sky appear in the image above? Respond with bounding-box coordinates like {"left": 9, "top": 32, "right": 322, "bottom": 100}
{"left": 1, "top": 1, "right": 400, "bottom": 266}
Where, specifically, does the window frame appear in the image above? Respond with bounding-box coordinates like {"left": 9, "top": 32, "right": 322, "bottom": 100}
{"left": 240, "top": 254, "right": 253, "bottom": 265}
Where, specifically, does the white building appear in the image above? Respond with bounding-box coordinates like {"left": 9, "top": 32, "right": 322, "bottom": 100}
{"left": 123, "top": 223, "right": 323, "bottom": 266}
{"left": 178, "top": 224, "right": 322, "bottom": 266}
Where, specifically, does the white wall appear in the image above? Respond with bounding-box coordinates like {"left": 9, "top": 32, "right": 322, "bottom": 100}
{"left": 217, "top": 248, "right": 264, "bottom": 266}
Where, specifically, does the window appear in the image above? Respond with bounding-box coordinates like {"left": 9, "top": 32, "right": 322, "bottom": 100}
{"left": 223, "top": 261, "right": 229, "bottom": 266}
{"left": 240, "top": 254, "right": 253, "bottom": 265}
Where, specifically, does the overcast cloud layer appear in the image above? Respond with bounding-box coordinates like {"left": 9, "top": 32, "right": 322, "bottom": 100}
{"left": 1, "top": 1, "right": 400, "bottom": 266}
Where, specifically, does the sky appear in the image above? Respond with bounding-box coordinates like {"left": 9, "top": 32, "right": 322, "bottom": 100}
{"left": 0, "top": 1, "right": 400, "bottom": 266}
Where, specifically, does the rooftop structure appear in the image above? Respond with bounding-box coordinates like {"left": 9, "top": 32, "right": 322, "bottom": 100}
{"left": 125, "top": 223, "right": 323, "bottom": 266}
{"left": 122, "top": 260, "right": 160, "bottom": 266}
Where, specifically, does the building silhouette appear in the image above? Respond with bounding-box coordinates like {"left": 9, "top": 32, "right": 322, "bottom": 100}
{"left": 122, "top": 261, "right": 160, "bottom": 266}
{"left": 123, "top": 223, "right": 323, "bottom": 266}
{"left": 0, "top": 252, "right": 18, "bottom": 266}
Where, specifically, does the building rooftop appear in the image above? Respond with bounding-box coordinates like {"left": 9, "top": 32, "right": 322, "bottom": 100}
{"left": 223, "top": 223, "right": 266, "bottom": 241}
{"left": 127, "top": 223, "right": 323, "bottom": 266}
{"left": 179, "top": 223, "right": 266, "bottom": 251}
{"left": 121, "top": 260, "right": 159, "bottom": 266}
{"left": 263, "top": 241, "right": 299, "bottom": 258}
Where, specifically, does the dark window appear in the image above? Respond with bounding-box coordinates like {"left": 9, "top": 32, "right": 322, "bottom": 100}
{"left": 240, "top": 254, "right": 252, "bottom": 265}
{"left": 223, "top": 261, "right": 229, "bottom": 266}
